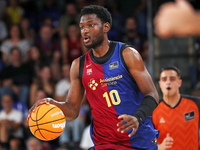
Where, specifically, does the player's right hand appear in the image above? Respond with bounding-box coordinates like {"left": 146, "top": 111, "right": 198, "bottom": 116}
{"left": 27, "top": 97, "right": 53, "bottom": 121}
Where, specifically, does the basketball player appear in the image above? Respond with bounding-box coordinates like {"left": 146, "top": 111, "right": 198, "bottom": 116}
{"left": 152, "top": 66, "right": 200, "bottom": 150}
{"left": 29, "top": 5, "right": 159, "bottom": 149}
{"left": 154, "top": 0, "right": 200, "bottom": 38}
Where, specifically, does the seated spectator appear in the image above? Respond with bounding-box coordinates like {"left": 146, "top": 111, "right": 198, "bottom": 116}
{"left": 50, "top": 51, "right": 62, "bottom": 82}
{"left": 19, "top": 17, "right": 35, "bottom": 44}
{"left": 26, "top": 136, "right": 52, "bottom": 150}
{"left": 59, "top": 2, "right": 79, "bottom": 37}
{"left": 55, "top": 63, "right": 71, "bottom": 102}
{"left": 26, "top": 137, "right": 42, "bottom": 150}
{"left": 41, "top": 16, "right": 61, "bottom": 39}
{"left": 6, "top": 0, "right": 24, "bottom": 26}
{"left": 121, "top": 16, "right": 146, "bottom": 52}
{"left": 35, "top": 89, "right": 48, "bottom": 102}
{"left": 29, "top": 65, "right": 55, "bottom": 107}
{"left": 0, "top": 76, "right": 15, "bottom": 103}
{"left": 38, "top": 0, "right": 61, "bottom": 30}
{"left": 0, "top": 94, "right": 23, "bottom": 150}
{"left": 26, "top": 45, "right": 46, "bottom": 81}
{"left": 35, "top": 25, "right": 60, "bottom": 65}
{"left": 0, "top": 47, "right": 33, "bottom": 104}
{"left": 61, "top": 22, "right": 87, "bottom": 64}
{"left": 113, "top": 0, "right": 147, "bottom": 34}
{"left": 0, "top": 24, "right": 30, "bottom": 64}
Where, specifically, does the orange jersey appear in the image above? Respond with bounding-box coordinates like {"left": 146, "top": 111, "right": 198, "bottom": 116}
{"left": 152, "top": 95, "right": 200, "bottom": 150}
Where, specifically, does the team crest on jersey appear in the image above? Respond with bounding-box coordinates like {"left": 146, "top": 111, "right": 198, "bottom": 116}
{"left": 87, "top": 69, "right": 92, "bottom": 75}
{"left": 184, "top": 111, "right": 195, "bottom": 121}
{"left": 109, "top": 61, "right": 118, "bottom": 70}
{"left": 88, "top": 78, "right": 98, "bottom": 90}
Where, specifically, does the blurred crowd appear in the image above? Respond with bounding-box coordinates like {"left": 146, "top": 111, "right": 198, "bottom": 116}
{"left": 0, "top": 0, "right": 162, "bottom": 150}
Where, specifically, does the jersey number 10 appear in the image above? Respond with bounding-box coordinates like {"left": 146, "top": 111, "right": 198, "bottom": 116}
{"left": 103, "top": 90, "right": 121, "bottom": 107}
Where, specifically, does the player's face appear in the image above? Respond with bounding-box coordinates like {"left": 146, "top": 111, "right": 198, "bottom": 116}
{"left": 159, "top": 70, "right": 182, "bottom": 97}
{"left": 79, "top": 14, "right": 104, "bottom": 49}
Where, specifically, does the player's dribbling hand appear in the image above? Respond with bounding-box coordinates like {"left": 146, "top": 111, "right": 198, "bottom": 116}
{"left": 27, "top": 97, "right": 53, "bottom": 121}
{"left": 117, "top": 114, "right": 139, "bottom": 137}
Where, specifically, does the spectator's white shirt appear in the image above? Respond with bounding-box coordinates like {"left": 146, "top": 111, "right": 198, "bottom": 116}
{"left": 0, "top": 108, "right": 23, "bottom": 138}
{"left": 80, "top": 125, "right": 94, "bottom": 149}
{"left": 0, "top": 39, "right": 30, "bottom": 57}
{"left": 55, "top": 79, "right": 71, "bottom": 96}
{"left": 0, "top": 21, "right": 7, "bottom": 40}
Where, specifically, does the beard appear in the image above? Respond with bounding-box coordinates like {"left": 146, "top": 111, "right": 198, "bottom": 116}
{"left": 84, "top": 31, "right": 104, "bottom": 49}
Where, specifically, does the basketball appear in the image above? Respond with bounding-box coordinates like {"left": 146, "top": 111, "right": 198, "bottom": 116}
{"left": 28, "top": 104, "right": 66, "bottom": 141}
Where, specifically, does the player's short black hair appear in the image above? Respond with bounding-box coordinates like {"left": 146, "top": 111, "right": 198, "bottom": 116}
{"left": 79, "top": 5, "right": 112, "bottom": 27}
{"left": 160, "top": 66, "right": 181, "bottom": 78}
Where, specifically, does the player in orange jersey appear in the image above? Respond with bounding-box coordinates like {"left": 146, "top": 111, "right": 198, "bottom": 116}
{"left": 152, "top": 66, "right": 200, "bottom": 150}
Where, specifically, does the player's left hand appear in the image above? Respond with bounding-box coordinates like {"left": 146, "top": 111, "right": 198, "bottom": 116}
{"left": 117, "top": 114, "right": 139, "bottom": 137}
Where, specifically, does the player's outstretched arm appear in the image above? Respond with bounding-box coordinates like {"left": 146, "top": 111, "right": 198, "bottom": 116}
{"left": 28, "top": 58, "right": 85, "bottom": 121}
{"left": 154, "top": 0, "right": 200, "bottom": 38}
{"left": 117, "top": 47, "right": 159, "bottom": 137}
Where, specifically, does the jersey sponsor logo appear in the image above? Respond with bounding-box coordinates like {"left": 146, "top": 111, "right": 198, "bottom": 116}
{"left": 87, "top": 69, "right": 92, "bottom": 75}
{"left": 159, "top": 117, "right": 165, "bottom": 123}
{"left": 52, "top": 122, "right": 65, "bottom": 129}
{"left": 100, "top": 75, "right": 123, "bottom": 87}
{"left": 109, "top": 61, "right": 118, "bottom": 70}
{"left": 184, "top": 111, "right": 195, "bottom": 121}
{"left": 88, "top": 78, "right": 98, "bottom": 90}
{"left": 100, "top": 75, "right": 123, "bottom": 83}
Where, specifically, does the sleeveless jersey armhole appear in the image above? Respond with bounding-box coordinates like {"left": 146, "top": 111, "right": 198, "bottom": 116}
{"left": 120, "top": 44, "right": 131, "bottom": 73}
{"left": 79, "top": 54, "right": 86, "bottom": 84}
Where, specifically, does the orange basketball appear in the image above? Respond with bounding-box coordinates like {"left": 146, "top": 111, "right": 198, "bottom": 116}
{"left": 28, "top": 104, "right": 66, "bottom": 141}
